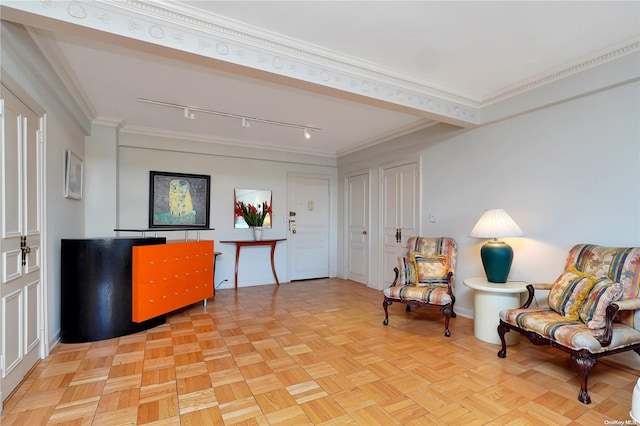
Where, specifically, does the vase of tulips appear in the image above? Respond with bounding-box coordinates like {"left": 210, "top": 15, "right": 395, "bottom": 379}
{"left": 235, "top": 200, "right": 272, "bottom": 240}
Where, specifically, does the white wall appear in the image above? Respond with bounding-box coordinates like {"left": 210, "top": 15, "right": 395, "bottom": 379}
{"left": 85, "top": 123, "right": 118, "bottom": 238}
{"left": 114, "top": 132, "right": 338, "bottom": 289}
{"left": 339, "top": 80, "right": 639, "bottom": 320}
{"left": 422, "top": 81, "right": 640, "bottom": 316}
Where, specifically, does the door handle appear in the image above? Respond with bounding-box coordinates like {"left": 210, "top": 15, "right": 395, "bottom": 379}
{"left": 20, "top": 236, "right": 31, "bottom": 266}
{"left": 362, "top": 230, "right": 367, "bottom": 235}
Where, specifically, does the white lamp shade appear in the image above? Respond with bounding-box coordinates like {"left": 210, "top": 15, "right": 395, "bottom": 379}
{"left": 469, "top": 209, "right": 524, "bottom": 239}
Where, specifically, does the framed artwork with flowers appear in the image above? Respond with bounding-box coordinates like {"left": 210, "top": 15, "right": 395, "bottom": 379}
{"left": 234, "top": 189, "right": 272, "bottom": 228}
{"left": 149, "top": 171, "right": 211, "bottom": 228}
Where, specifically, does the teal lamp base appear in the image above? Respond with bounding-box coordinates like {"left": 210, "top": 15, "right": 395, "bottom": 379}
{"left": 480, "top": 240, "right": 513, "bottom": 283}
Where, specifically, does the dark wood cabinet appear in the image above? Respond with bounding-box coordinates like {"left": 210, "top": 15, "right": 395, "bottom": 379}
{"left": 60, "top": 238, "right": 166, "bottom": 343}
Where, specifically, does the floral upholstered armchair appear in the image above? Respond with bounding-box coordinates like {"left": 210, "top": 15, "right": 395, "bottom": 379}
{"left": 498, "top": 244, "right": 640, "bottom": 404}
{"left": 383, "top": 237, "right": 457, "bottom": 337}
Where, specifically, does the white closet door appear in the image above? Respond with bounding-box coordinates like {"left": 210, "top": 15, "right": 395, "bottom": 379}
{"left": 1, "top": 87, "right": 43, "bottom": 406}
{"left": 381, "top": 161, "right": 419, "bottom": 287}
{"left": 346, "top": 172, "right": 369, "bottom": 285}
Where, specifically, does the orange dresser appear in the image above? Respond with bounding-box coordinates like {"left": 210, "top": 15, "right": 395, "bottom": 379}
{"left": 132, "top": 240, "right": 214, "bottom": 322}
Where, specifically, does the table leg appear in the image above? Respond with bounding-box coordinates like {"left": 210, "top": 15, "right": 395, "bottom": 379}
{"left": 234, "top": 245, "right": 241, "bottom": 289}
{"left": 270, "top": 242, "right": 280, "bottom": 285}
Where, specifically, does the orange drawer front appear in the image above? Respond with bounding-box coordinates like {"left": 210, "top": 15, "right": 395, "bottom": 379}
{"left": 132, "top": 240, "right": 214, "bottom": 322}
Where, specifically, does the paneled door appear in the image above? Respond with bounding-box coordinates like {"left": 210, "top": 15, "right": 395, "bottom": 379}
{"left": 381, "top": 161, "right": 419, "bottom": 288}
{"left": 346, "top": 171, "right": 369, "bottom": 285}
{"left": 288, "top": 175, "right": 330, "bottom": 280}
{"left": 0, "top": 86, "right": 43, "bottom": 406}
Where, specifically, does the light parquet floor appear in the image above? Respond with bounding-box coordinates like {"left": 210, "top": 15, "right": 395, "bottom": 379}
{"left": 1, "top": 278, "right": 638, "bottom": 425}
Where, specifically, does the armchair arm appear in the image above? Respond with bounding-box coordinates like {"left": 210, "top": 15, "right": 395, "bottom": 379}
{"left": 595, "top": 303, "right": 621, "bottom": 347}
{"left": 531, "top": 283, "right": 553, "bottom": 291}
{"left": 446, "top": 271, "right": 454, "bottom": 296}
{"left": 518, "top": 283, "right": 552, "bottom": 309}
{"left": 612, "top": 298, "right": 640, "bottom": 311}
{"left": 391, "top": 267, "right": 400, "bottom": 287}
{"left": 595, "top": 299, "right": 640, "bottom": 347}
{"left": 520, "top": 284, "right": 537, "bottom": 308}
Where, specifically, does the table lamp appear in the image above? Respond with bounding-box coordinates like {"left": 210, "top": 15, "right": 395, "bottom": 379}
{"left": 469, "top": 209, "right": 524, "bottom": 283}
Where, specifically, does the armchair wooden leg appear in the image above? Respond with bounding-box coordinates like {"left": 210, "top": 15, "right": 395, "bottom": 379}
{"left": 497, "top": 321, "right": 509, "bottom": 358}
{"left": 441, "top": 304, "right": 452, "bottom": 337}
{"left": 383, "top": 299, "right": 392, "bottom": 325}
{"left": 450, "top": 295, "right": 457, "bottom": 318}
{"left": 573, "top": 354, "right": 596, "bottom": 404}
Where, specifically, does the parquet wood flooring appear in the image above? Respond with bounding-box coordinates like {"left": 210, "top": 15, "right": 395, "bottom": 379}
{"left": 1, "top": 278, "right": 638, "bottom": 425}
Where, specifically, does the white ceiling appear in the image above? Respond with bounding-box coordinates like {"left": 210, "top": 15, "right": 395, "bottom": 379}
{"left": 3, "top": 1, "right": 639, "bottom": 157}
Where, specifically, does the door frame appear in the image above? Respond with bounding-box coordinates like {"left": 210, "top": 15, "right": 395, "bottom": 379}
{"left": 286, "top": 172, "right": 336, "bottom": 282}
{"left": 342, "top": 168, "right": 371, "bottom": 285}
{"left": 0, "top": 81, "right": 49, "bottom": 410}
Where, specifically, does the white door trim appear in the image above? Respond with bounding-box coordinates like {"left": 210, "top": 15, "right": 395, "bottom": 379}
{"left": 39, "top": 115, "right": 50, "bottom": 358}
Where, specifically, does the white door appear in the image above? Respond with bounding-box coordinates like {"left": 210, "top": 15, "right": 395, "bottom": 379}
{"left": 381, "top": 161, "right": 419, "bottom": 287}
{"left": 0, "top": 87, "right": 43, "bottom": 406}
{"left": 288, "top": 175, "right": 330, "bottom": 280}
{"left": 346, "top": 172, "right": 369, "bottom": 285}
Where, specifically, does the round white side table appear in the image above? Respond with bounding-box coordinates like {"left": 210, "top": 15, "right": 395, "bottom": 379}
{"left": 463, "top": 277, "right": 529, "bottom": 345}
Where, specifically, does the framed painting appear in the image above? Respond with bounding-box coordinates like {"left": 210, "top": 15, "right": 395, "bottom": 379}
{"left": 149, "top": 171, "right": 211, "bottom": 228}
{"left": 64, "top": 149, "right": 83, "bottom": 200}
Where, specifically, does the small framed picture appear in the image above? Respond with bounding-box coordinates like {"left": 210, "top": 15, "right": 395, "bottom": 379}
{"left": 64, "top": 150, "right": 83, "bottom": 200}
{"left": 149, "top": 171, "right": 211, "bottom": 229}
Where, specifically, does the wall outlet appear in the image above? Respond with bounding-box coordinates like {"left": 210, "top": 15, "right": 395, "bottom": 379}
{"left": 430, "top": 213, "right": 437, "bottom": 223}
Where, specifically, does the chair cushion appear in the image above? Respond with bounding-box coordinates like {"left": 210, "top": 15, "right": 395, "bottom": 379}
{"left": 397, "top": 256, "right": 416, "bottom": 285}
{"left": 579, "top": 277, "right": 624, "bottom": 330}
{"left": 412, "top": 253, "right": 448, "bottom": 286}
{"left": 547, "top": 268, "right": 596, "bottom": 320}
{"left": 500, "top": 307, "right": 640, "bottom": 353}
{"left": 384, "top": 285, "right": 452, "bottom": 305}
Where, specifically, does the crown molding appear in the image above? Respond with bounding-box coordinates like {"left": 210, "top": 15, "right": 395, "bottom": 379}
{"left": 2, "top": 0, "right": 478, "bottom": 126}
{"left": 92, "top": 116, "right": 125, "bottom": 130}
{"left": 120, "top": 123, "right": 338, "bottom": 158}
{"left": 108, "top": 118, "right": 440, "bottom": 158}
{"left": 1, "top": 20, "right": 91, "bottom": 134}
{"left": 3, "top": 1, "right": 636, "bottom": 128}
{"left": 336, "top": 119, "right": 439, "bottom": 157}
{"left": 481, "top": 38, "right": 640, "bottom": 106}
{"left": 27, "top": 27, "right": 97, "bottom": 121}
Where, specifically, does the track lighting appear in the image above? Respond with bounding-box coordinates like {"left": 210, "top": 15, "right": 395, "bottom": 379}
{"left": 138, "top": 98, "right": 321, "bottom": 139}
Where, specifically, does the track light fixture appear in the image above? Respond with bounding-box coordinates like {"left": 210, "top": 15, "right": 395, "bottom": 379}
{"left": 138, "top": 98, "right": 320, "bottom": 139}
